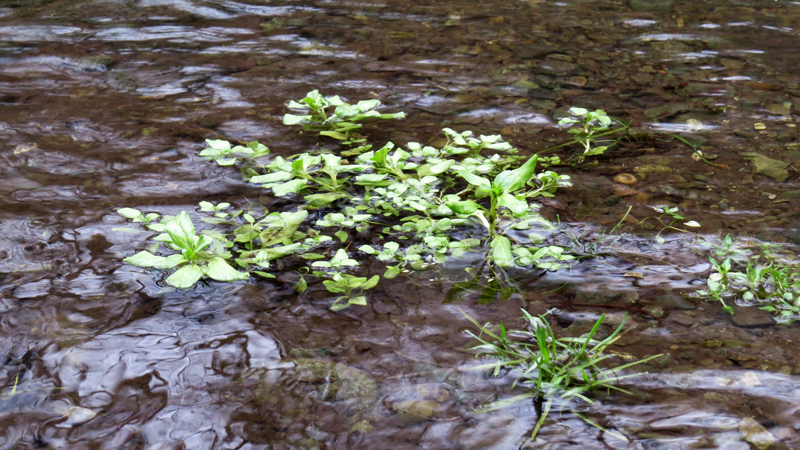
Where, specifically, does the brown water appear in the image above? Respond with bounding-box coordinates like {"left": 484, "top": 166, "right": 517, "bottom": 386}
{"left": 3, "top": 0, "right": 800, "bottom": 448}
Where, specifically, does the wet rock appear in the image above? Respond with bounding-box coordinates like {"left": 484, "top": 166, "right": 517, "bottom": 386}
{"left": 739, "top": 417, "right": 777, "bottom": 450}
{"left": 766, "top": 103, "right": 792, "bottom": 116}
{"left": 386, "top": 399, "right": 443, "bottom": 423}
{"left": 656, "top": 294, "right": 696, "bottom": 310}
{"left": 702, "top": 340, "right": 723, "bottom": 348}
{"left": 512, "top": 44, "right": 556, "bottom": 59}
{"left": 571, "top": 93, "right": 624, "bottom": 113}
{"left": 644, "top": 103, "right": 692, "bottom": 120}
{"left": 575, "top": 287, "right": 622, "bottom": 305}
{"left": 728, "top": 306, "right": 774, "bottom": 328}
{"left": 612, "top": 185, "right": 638, "bottom": 197}
{"left": 291, "top": 358, "right": 378, "bottom": 414}
{"left": 637, "top": 155, "right": 673, "bottom": 167}
{"left": 634, "top": 165, "right": 673, "bottom": 178}
{"left": 741, "top": 152, "right": 789, "bottom": 182}
{"left": 670, "top": 313, "right": 695, "bottom": 327}
{"left": 629, "top": 0, "right": 674, "bottom": 12}
{"left": 528, "top": 88, "right": 558, "bottom": 100}
{"left": 721, "top": 58, "right": 746, "bottom": 70}
{"left": 73, "top": 55, "right": 116, "bottom": 72}
{"left": 613, "top": 173, "right": 637, "bottom": 185}
{"left": 604, "top": 194, "right": 621, "bottom": 206}
{"left": 782, "top": 219, "right": 800, "bottom": 244}
{"left": 644, "top": 306, "right": 666, "bottom": 319}
{"left": 449, "top": 412, "right": 518, "bottom": 449}
{"left": 534, "top": 59, "right": 576, "bottom": 75}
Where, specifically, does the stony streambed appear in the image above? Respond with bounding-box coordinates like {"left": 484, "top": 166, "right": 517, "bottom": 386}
{"left": 2, "top": 0, "right": 800, "bottom": 448}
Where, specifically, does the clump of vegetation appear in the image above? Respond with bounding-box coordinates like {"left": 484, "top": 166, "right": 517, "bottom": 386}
{"left": 463, "top": 309, "right": 660, "bottom": 440}
{"left": 118, "top": 91, "right": 594, "bottom": 310}
{"left": 697, "top": 234, "right": 800, "bottom": 321}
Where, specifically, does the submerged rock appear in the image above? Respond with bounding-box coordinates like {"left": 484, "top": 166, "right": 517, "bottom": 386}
{"left": 656, "top": 294, "right": 696, "bottom": 310}
{"left": 741, "top": 152, "right": 790, "bottom": 182}
{"left": 728, "top": 306, "right": 774, "bottom": 328}
{"left": 629, "top": 0, "right": 674, "bottom": 12}
{"left": 739, "top": 417, "right": 777, "bottom": 450}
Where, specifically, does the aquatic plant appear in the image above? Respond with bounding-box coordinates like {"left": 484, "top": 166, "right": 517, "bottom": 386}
{"left": 698, "top": 234, "right": 800, "bottom": 321}
{"left": 117, "top": 91, "right": 670, "bottom": 311}
{"left": 463, "top": 309, "right": 661, "bottom": 440}
{"left": 556, "top": 107, "right": 629, "bottom": 163}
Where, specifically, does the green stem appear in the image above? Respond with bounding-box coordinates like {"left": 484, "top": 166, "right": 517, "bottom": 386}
{"left": 531, "top": 398, "right": 551, "bottom": 440}
{"left": 537, "top": 126, "right": 628, "bottom": 156}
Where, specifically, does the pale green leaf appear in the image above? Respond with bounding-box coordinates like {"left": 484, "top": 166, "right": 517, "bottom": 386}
{"left": 204, "top": 257, "right": 248, "bottom": 282}
{"left": 166, "top": 264, "right": 204, "bottom": 288}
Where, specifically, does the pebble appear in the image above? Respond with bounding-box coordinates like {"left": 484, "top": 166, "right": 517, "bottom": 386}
{"left": 613, "top": 173, "right": 637, "bottom": 185}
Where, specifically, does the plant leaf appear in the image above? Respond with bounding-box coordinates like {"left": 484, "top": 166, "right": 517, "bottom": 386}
{"left": 446, "top": 200, "right": 482, "bottom": 215}
{"left": 456, "top": 171, "right": 492, "bottom": 191}
{"left": 166, "top": 264, "right": 204, "bottom": 289}
{"left": 490, "top": 235, "right": 514, "bottom": 268}
{"left": 204, "top": 257, "right": 248, "bottom": 282}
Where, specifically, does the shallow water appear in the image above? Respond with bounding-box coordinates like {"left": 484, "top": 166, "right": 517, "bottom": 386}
{"left": 3, "top": 0, "right": 800, "bottom": 448}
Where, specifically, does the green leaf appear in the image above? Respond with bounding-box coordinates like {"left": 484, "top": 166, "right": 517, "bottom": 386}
{"left": 254, "top": 271, "right": 276, "bottom": 279}
{"left": 166, "top": 264, "right": 204, "bottom": 289}
{"left": 335, "top": 230, "right": 349, "bottom": 243}
{"left": 165, "top": 212, "right": 197, "bottom": 251}
{"left": 361, "top": 275, "right": 380, "bottom": 290}
{"left": 204, "top": 257, "right": 248, "bottom": 282}
{"left": 384, "top": 265, "right": 401, "bottom": 279}
{"left": 456, "top": 171, "right": 492, "bottom": 191}
{"left": 498, "top": 193, "right": 530, "bottom": 217}
{"left": 304, "top": 192, "right": 346, "bottom": 208}
{"left": 250, "top": 172, "right": 293, "bottom": 184}
{"left": 319, "top": 130, "right": 348, "bottom": 140}
{"left": 118, "top": 208, "right": 143, "bottom": 220}
{"left": 270, "top": 179, "right": 307, "bottom": 196}
{"left": 358, "top": 245, "right": 378, "bottom": 255}
{"left": 283, "top": 114, "right": 312, "bottom": 125}
{"left": 301, "top": 253, "right": 326, "bottom": 260}
{"left": 494, "top": 154, "right": 538, "bottom": 193}
{"left": 490, "top": 235, "right": 514, "bottom": 268}
{"left": 295, "top": 276, "right": 308, "bottom": 292}
{"left": 323, "top": 279, "right": 348, "bottom": 294}
{"left": 124, "top": 251, "right": 183, "bottom": 268}
{"left": 446, "top": 200, "right": 482, "bottom": 215}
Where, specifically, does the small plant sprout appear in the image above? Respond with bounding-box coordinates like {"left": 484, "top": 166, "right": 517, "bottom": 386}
{"left": 283, "top": 90, "right": 405, "bottom": 146}
{"left": 639, "top": 206, "right": 699, "bottom": 244}
{"left": 556, "top": 107, "right": 629, "bottom": 163}
{"left": 462, "top": 309, "right": 661, "bottom": 441}
{"left": 199, "top": 139, "right": 270, "bottom": 166}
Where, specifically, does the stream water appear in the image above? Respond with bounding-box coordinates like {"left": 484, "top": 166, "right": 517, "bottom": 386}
{"left": 3, "top": 0, "right": 800, "bottom": 448}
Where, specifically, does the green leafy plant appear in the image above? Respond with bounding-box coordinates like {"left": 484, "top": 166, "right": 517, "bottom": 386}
{"left": 463, "top": 309, "right": 660, "bottom": 440}
{"left": 283, "top": 90, "right": 405, "bottom": 147}
{"left": 123, "top": 211, "right": 247, "bottom": 288}
{"left": 199, "top": 140, "right": 270, "bottom": 167}
{"left": 556, "top": 107, "right": 629, "bottom": 163}
{"left": 697, "top": 235, "right": 800, "bottom": 321}
{"left": 638, "top": 206, "right": 700, "bottom": 243}
{"left": 120, "top": 91, "right": 581, "bottom": 310}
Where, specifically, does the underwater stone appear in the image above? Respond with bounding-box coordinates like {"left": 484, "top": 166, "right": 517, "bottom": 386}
{"left": 629, "top": 0, "right": 674, "bottom": 12}
{"left": 741, "top": 152, "right": 789, "bottom": 182}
